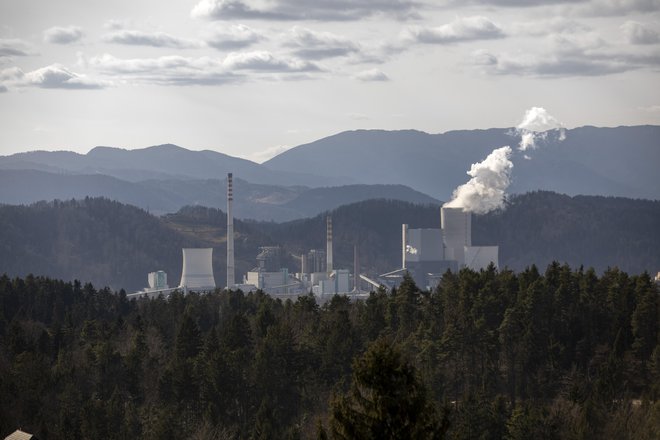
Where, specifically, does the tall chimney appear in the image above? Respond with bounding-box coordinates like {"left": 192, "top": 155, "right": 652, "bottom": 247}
{"left": 353, "top": 244, "right": 360, "bottom": 293}
{"left": 402, "top": 223, "right": 408, "bottom": 269}
{"left": 227, "top": 173, "right": 235, "bottom": 288}
{"left": 326, "top": 216, "right": 333, "bottom": 273}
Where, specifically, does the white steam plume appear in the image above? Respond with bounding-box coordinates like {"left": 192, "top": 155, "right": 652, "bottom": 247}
{"left": 443, "top": 146, "right": 513, "bottom": 214}
{"left": 516, "top": 106, "right": 565, "bottom": 151}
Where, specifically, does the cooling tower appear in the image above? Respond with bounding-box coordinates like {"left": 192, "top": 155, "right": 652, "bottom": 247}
{"left": 179, "top": 248, "right": 216, "bottom": 290}
{"left": 441, "top": 207, "right": 472, "bottom": 265}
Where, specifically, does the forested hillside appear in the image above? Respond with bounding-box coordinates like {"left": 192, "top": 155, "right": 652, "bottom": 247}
{"left": 0, "top": 192, "right": 659, "bottom": 292}
{"left": 1, "top": 267, "right": 658, "bottom": 438}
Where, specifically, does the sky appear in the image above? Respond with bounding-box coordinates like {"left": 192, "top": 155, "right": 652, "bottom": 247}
{"left": 0, "top": 0, "right": 659, "bottom": 162}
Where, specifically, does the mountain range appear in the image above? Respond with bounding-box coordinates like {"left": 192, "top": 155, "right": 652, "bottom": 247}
{"left": 0, "top": 125, "right": 658, "bottom": 221}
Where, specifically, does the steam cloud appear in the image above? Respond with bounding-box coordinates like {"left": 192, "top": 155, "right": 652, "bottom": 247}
{"left": 516, "top": 106, "right": 565, "bottom": 151}
{"left": 443, "top": 146, "right": 513, "bottom": 214}
{"left": 444, "top": 106, "right": 564, "bottom": 214}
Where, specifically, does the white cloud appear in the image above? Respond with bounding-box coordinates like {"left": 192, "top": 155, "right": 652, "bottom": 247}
{"left": 1, "top": 64, "right": 107, "bottom": 90}
{"left": 621, "top": 21, "right": 660, "bottom": 45}
{"left": 283, "top": 26, "right": 360, "bottom": 59}
{"left": 205, "top": 24, "right": 264, "bottom": 50}
{"left": 403, "top": 16, "right": 505, "bottom": 44}
{"left": 223, "top": 50, "right": 320, "bottom": 71}
{"left": 354, "top": 68, "right": 389, "bottom": 81}
{"left": 43, "top": 26, "right": 83, "bottom": 44}
{"left": 191, "top": 0, "right": 418, "bottom": 21}
{"left": 638, "top": 104, "right": 660, "bottom": 112}
{"left": 103, "top": 30, "right": 201, "bottom": 49}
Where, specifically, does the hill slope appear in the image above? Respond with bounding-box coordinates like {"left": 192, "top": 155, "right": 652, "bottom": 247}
{"left": 0, "top": 193, "right": 658, "bottom": 291}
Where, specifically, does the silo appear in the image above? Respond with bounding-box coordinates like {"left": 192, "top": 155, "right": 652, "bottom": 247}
{"left": 441, "top": 207, "right": 472, "bottom": 265}
{"left": 179, "top": 248, "right": 216, "bottom": 290}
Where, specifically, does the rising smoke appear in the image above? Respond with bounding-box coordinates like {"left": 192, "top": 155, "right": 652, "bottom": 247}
{"left": 443, "top": 146, "right": 513, "bottom": 214}
{"left": 443, "top": 107, "right": 564, "bottom": 214}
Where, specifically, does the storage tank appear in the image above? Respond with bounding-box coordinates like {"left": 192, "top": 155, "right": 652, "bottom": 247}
{"left": 179, "top": 248, "right": 216, "bottom": 290}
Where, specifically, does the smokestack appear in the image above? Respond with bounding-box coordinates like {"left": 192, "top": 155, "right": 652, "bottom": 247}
{"left": 353, "top": 244, "right": 360, "bottom": 293}
{"left": 402, "top": 224, "right": 408, "bottom": 269}
{"left": 301, "top": 253, "right": 307, "bottom": 275}
{"left": 326, "top": 216, "right": 333, "bottom": 273}
{"left": 227, "top": 173, "right": 235, "bottom": 289}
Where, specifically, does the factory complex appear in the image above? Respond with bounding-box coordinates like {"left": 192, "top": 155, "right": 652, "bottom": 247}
{"left": 127, "top": 173, "right": 498, "bottom": 300}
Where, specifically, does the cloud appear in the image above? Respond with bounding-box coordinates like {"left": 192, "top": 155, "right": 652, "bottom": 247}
{"left": 223, "top": 50, "right": 320, "bottom": 71}
{"left": 205, "top": 24, "right": 264, "bottom": 50}
{"left": 471, "top": 30, "right": 660, "bottom": 77}
{"left": 1, "top": 64, "right": 107, "bottom": 90}
{"left": 568, "top": 0, "right": 660, "bottom": 17}
{"left": 191, "top": 0, "right": 418, "bottom": 21}
{"left": 621, "top": 21, "right": 660, "bottom": 45}
{"left": 354, "top": 68, "right": 389, "bottom": 81}
{"left": 43, "top": 26, "right": 83, "bottom": 44}
{"left": 511, "top": 17, "right": 591, "bottom": 37}
{"left": 0, "top": 84, "right": 7, "bottom": 93}
{"left": 87, "top": 51, "right": 319, "bottom": 86}
{"left": 283, "top": 26, "right": 360, "bottom": 59}
{"left": 0, "top": 39, "right": 32, "bottom": 57}
{"left": 103, "top": 30, "right": 201, "bottom": 49}
{"left": 639, "top": 104, "right": 660, "bottom": 112}
{"left": 403, "top": 16, "right": 505, "bottom": 44}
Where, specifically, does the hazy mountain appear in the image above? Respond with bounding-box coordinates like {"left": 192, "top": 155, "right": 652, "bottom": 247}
{"left": 0, "top": 143, "right": 343, "bottom": 187}
{"left": 0, "top": 169, "right": 438, "bottom": 221}
{"left": 1, "top": 193, "right": 657, "bottom": 291}
{"left": 264, "top": 126, "right": 660, "bottom": 200}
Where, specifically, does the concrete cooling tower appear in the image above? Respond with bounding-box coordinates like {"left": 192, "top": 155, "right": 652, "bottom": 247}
{"left": 179, "top": 248, "right": 216, "bottom": 291}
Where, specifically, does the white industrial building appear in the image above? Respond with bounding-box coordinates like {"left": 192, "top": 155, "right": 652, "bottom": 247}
{"left": 381, "top": 207, "right": 499, "bottom": 290}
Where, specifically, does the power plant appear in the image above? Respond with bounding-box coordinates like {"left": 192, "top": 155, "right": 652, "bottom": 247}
{"left": 128, "top": 172, "right": 499, "bottom": 300}
{"left": 380, "top": 207, "right": 498, "bottom": 290}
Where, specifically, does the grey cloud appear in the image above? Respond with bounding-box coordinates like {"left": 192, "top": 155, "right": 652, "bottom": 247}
{"left": 205, "top": 24, "right": 264, "bottom": 50}
{"left": 404, "top": 16, "right": 505, "bottom": 44}
{"left": 472, "top": 43, "right": 660, "bottom": 77}
{"left": 43, "top": 26, "right": 83, "bottom": 44}
{"left": 103, "top": 30, "right": 201, "bottom": 49}
{"left": 621, "top": 21, "right": 660, "bottom": 45}
{"left": 284, "top": 27, "right": 359, "bottom": 59}
{"left": 191, "top": 0, "right": 418, "bottom": 21}
{"left": 0, "top": 39, "right": 32, "bottom": 57}
{"left": 511, "top": 18, "right": 591, "bottom": 37}
{"left": 0, "top": 84, "right": 7, "bottom": 93}
{"left": 354, "top": 68, "right": 390, "bottom": 81}
{"left": 569, "top": 0, "right": 660, "bottom": 17}
{"left": 88, "top": 51, "right": 319, "bottom": 87}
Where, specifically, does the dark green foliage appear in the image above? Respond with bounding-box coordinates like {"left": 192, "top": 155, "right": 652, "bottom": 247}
{"left": 330, "top": 338, "right": 448, "bottom": 439}
{"left": 0, "top": 265, "right": 658, "bottom": 439}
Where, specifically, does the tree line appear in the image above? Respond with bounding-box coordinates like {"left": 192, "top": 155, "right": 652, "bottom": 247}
{"left": 0, "top": 263, "right": 658, "bottom": 439}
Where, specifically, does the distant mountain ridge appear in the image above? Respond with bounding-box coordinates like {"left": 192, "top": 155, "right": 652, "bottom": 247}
{"left": 2, "top": 125, "right": 658, "bottom": 206}
{"left": 264, "top": 125, "right": 660, "bottom": 200}
{"left": 0, "top": 169, "right": 438, "bottom": 221}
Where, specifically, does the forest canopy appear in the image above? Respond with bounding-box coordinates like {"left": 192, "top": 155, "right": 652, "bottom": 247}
{"left": 0, "top": 263, "right": 658, "bottom": 439}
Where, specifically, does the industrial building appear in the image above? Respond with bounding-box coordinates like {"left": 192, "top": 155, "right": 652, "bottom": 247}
{"left": 380, "top": 207, "right": 499, "bottom": 290}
